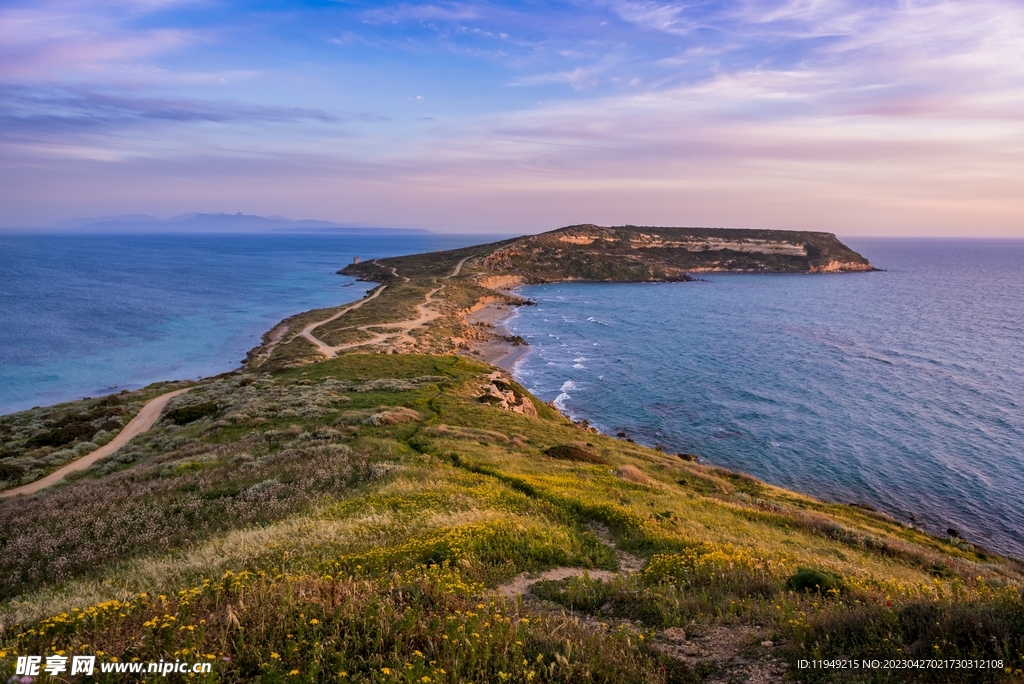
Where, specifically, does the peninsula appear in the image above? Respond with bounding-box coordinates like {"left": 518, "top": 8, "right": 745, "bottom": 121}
{"left": 245, "top": 224, "right": 875, "bottom": 371}
{"left": 2, "top": 226, "right": 1021, "bottom": 684}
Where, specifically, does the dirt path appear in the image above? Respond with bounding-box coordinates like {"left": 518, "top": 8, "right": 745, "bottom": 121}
{"left": 496, "top": 523, "right": 643, "bottom": 600}
{"left": 298, "top": 284, "right": 388, "bottom": 358}
{"left": 0, "top": 388, "right": 191, "bottom": 499}
{"left": 303, "top": 257, "right": 469, "bottom": 358}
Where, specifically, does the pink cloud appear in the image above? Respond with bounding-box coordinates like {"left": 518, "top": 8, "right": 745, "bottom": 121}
{"left": 0, "top": 2, "right": 200, "bottom": 79}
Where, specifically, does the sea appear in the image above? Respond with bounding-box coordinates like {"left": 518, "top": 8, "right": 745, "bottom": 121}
{"left": 2, "top": 233, "right": 1021, "bottom": 558}
{"left": 507, "top": 239, "right": 1024, "bottom": 559}
{"left": 0, "top": 232, "right": 487, "bottom": 415}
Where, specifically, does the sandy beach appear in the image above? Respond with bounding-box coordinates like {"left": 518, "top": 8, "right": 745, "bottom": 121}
{"left": 463, "top": 301, "right": 531, "bottom": 371}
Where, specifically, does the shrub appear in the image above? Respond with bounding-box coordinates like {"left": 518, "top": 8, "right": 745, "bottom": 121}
{"left": 165, "top": 401, "right": 220, "bottom": 425}
{"left": 615, "top": 464, "right": 655, "bottom": 487}
{"left": 25, "top": 421, "right": 95, "bottom": 448}
{"left": 361, "top": 407, "right": 422, "bottom": 426}
{"left": 544, "top": 444, "right": 607, "bottom": 464}
{"left": 0, "top": 462, "right": 26, "bottom": 480}
{"left": 787, "top": 567, "right": 846, "bottom": 594}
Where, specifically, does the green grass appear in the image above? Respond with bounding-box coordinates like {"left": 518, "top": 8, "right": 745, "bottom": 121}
{"left": 1, "top": 354, "right": 1020, "bottom": 682}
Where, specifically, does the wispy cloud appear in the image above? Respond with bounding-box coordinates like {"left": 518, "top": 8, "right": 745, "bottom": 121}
{"left": 596, "top": 0, "right": 695, "bottom": 36}
{"left": 0, "top": 86, "right": 386, "bottom": 143}
{"left": 0, "top": 2, "right": 201, "bottom": 79}
{"left": 511, "top": 62, "right": 613, "bottom": 90}
{"left": 360, "top": 2, "right": 482, "bottom": 24}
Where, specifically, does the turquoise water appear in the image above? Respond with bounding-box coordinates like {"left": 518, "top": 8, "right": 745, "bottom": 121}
{"left": 0, "top": 232, "right": 487, "bottom": 414}
{"left": 508, "top": 239, "right": 1024, "bottom": 558}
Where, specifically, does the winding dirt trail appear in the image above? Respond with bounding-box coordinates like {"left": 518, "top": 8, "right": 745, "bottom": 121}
{"left": 298, "top": 284, "right": 389, "bottom": 358}
{"left": 0, "top": 388, "right": 191, "bottom": 499}
{"left": 303, "top": 257, "right": 469, "bottom": 358}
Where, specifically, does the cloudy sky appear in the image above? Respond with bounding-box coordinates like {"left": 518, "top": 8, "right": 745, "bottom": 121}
{"left": 2, "top": 0, "right": 1023, "bottom": 235}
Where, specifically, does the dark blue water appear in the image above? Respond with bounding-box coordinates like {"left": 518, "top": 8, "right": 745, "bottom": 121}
{"left": 509, "top": 240, "right": 1024, "bottom": 559}
{"left": 0, "top": 232, "right": 486, "bottom": 414}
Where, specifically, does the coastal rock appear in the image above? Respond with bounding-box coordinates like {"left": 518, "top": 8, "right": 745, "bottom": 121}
{"left": 477, "top": 371, "right": 537, "bottom": 417}
{"left": 661, "top": 627, "right": 687, "bottom": 642}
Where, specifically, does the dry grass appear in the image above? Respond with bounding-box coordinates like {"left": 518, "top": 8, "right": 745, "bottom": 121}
{"left": 615, "top": 464, "right": 656, "bottom": 487}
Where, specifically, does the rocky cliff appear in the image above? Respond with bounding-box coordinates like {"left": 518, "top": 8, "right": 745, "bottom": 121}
{"left": 478, "top": 224, "right": 874, "bottom": 282}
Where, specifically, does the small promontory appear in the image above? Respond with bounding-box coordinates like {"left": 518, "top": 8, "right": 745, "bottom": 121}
{"left": 343, "top": 224, "right": 874, "bottom": 286}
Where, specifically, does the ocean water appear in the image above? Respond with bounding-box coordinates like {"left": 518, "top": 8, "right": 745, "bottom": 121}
{"left": 0, "top": 232, "right": 487, "bottom": 414}
{"left": 508, "top": 239, "right": 1024, "bottom": 559}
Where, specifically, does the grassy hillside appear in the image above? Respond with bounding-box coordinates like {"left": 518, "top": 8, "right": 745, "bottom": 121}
{"left": 1, "top": 356, "right": 1021, "bottom": 682}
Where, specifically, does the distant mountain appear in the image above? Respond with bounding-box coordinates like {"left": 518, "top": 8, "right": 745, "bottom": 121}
{"left": 42, "top": 213, "right": 429, "bottom": 234}
{"left": 51, "top": 214, "right": 163, "bottom": 229}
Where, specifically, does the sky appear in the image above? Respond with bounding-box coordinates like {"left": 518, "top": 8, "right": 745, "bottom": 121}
{"left": 2, "top": 0, "right": 1023, "bottom": 236}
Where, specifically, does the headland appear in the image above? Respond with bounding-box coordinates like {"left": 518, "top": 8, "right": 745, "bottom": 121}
{"left": 243, "top": 224, "right": 876, "bottom": 371}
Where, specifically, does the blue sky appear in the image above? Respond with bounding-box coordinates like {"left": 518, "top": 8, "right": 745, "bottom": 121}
{"left": 2, "top": 0, "right": 1023, "bottom": 235}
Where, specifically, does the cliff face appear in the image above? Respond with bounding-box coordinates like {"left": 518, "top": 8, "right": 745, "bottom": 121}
{"left": 480, "top": 225, "right": 874, "bottom": 282}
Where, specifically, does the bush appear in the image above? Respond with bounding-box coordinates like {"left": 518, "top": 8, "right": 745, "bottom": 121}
{"left": 165, "top": 401, "right": 220, "bottom": 425}
{"left": 25, "top": 421, "right": 95, "bottom": 448}
{"left": 544, "top": 444, "right": 607, "bottom": 464}
{"left": 0, "top": 462, "right": 26, "bottom": 480}
{"left": 787, "top": 567, "right": 846, "bottom": 594}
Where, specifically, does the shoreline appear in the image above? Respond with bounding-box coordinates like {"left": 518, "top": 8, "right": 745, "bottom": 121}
{"left": 2, "top": 284, "right": 1014, "bottom": 561}
{"left": 462, "top": 299, "right": 531, "bottom": 371}
{"left": 3, "top": 233, "right": 1011, "bottom": 560}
